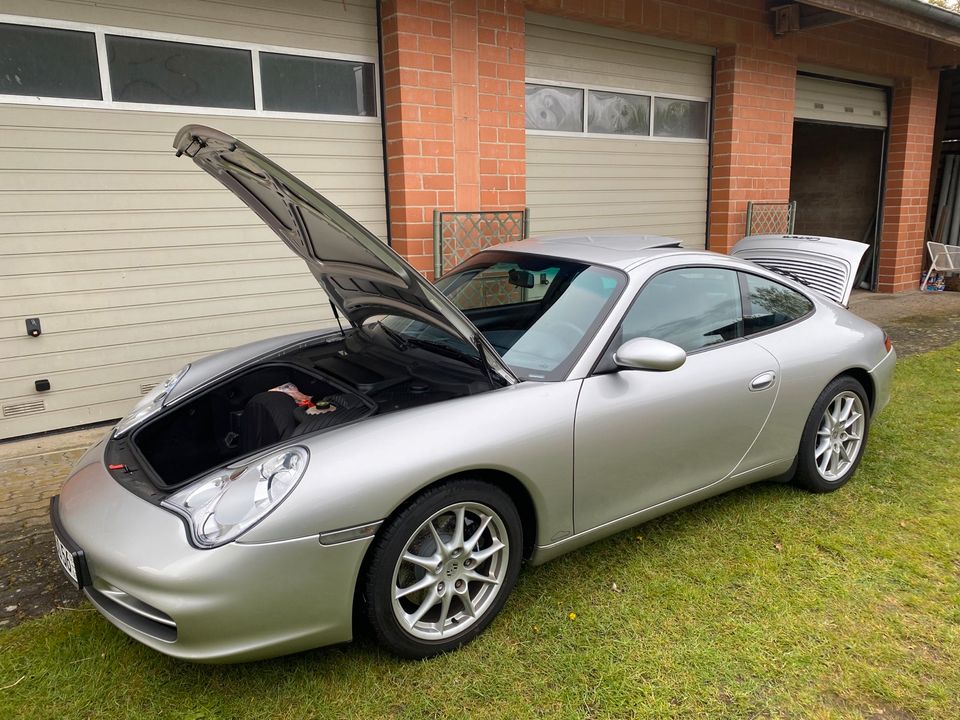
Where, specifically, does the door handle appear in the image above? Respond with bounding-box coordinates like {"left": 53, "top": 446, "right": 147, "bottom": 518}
{"left": 749, "top": 371, "right": 777, "bottom": 391}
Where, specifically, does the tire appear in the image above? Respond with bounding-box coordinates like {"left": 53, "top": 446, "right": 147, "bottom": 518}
{"left": 794, "top": 376, "right": 871, "bottom": 493}
{"left": 363, "top": 479, "right": 523, "bottom": 659}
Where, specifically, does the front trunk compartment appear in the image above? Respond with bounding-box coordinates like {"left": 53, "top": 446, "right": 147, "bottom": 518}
{"left": 132, "top": 363, "right": 373, "bottom": 488}
{"left": 113, "top": 327, "right": 494, "bottom": 496}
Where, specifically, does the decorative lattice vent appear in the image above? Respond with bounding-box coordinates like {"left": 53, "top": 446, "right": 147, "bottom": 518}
{"left": 2, "top": 400, "right": 45, "bottom": 418}
{"left": 745, "top": 201, "right": 797, "bottom": 236}
{"left": 433, "top": 209, "right": 529, "bottom": 278}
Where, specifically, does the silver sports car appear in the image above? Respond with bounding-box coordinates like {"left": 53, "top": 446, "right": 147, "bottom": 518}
{"left": 51, "top": 125, "right": 896, "bottom": 662}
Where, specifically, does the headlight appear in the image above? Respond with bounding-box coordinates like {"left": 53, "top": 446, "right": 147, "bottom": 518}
{"left": 114, "top": 365, "right": 190, "bottom": 437}
{"left": 161, "top": 446, "right": 309, "bottom": 548}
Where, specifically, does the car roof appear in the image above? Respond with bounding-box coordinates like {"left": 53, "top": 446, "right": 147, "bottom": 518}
{"left": 488, "top": 234, "right": 698, "bottom": 269}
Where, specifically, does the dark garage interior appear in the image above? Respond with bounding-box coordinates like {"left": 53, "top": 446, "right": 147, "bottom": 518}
{"left": 790, "top": 121, "right": 885, "bottom": 288}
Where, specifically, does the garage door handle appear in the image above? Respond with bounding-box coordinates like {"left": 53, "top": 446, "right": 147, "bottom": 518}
{"left": 749, "top": 371, "right": 777, "bottom": 391}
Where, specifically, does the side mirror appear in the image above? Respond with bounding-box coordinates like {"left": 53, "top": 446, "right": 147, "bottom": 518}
{"left": 613, "top": 337, "right": 686, "bottom": 371}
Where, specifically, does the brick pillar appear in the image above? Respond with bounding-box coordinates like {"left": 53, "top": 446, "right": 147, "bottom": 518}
{"left": 381, "top": 0, "right": 525, "bottom": 279}
{"left": 381, "top": 1, "right": 455, "bottom": 277}
{"left": 477, "top": 1, "right": 525, "bottom": 210}
{"left": 709, "top": 44, "right": 797, "bottom": 254}
{"left": 876, "top": 75, "right": 938, "bottom": 293}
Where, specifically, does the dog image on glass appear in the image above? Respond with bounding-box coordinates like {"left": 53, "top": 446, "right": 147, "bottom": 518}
{"left": 588, "top": 91, "right": 650, "bottom": 135}
{"left": 525, "top": 84, "right": 583, "bottom": 132}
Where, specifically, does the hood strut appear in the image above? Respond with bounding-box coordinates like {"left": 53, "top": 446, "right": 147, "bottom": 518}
{"left": 329, "top": 301, "right": 347, "bottom": 337}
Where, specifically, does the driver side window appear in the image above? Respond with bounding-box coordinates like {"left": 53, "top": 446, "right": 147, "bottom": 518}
{"left": 621, "top": 267, "right": 744, "bottom": 352}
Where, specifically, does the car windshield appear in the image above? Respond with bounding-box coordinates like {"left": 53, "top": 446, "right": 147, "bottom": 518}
{"left": 380, "top": 252, "right": 624, "bottom": 381}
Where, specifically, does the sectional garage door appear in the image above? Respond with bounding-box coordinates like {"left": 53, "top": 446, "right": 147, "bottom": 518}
{"left": 794, "top": 75, "right": 888, "bottom": 128}
{"left": 0, "top": 0, "right": 385, "bottom": 439}
{"left": 525, "top": 15, "right": 713, "bottom": 247}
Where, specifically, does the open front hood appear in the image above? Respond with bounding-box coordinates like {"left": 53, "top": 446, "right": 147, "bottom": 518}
{"left": 731, "top": 234, "right": 868, "bottom": 306}
{"left": 173, "top": 125, "right": 516, "bottom": 385}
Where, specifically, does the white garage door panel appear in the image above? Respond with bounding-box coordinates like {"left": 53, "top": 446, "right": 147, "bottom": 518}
{"left": 1, "top": 228, "right": 286, "bottom": 255}
{"left": 0, "top": 170, "right": 380, "bottom": 193}
{"left": 4, "top": 256, "right": 319, "bottom": 296}
{"left": 4, "top": 244, "right": 300, "bottom": 275}
{"left": 2, "top": 0, "right": 375, "bottom": 55}
{"left": 1, "top": 227, "right": 346, "bottom": 254}
{"left": 1, "top": 207, "right": 386, "bottom": 236}
{"left": 0, "top": 189, "right": 386, "bottom": 214}
{"left": 3, "top": 308, "right": 328, "bottom": 383}
{"left": 795, "top": 76, "right": 888, "bottom": 128}
{"left": 525, "top": 16, "right": 712, "bottom": 248}
{"left": 1, "top": 128, "right": 384, "bottom": 156}
{"left": 0, "top": 149, "right": 386, "bottom": 176}
{"left": 2, "top": 275, "right": 321, "bottom": 317}
{"left": 0, "top": 0, "right": 383, "bottom": 439}
{"left": 2, "top": 290, "right": 324, "bottom": 342}
{"left": 526, "top": 16, "right": 712, "bottom": 97}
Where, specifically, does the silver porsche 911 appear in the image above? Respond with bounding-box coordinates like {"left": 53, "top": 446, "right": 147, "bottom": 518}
{"left": 50, "top": 125, "right": 896, "bottom": 663}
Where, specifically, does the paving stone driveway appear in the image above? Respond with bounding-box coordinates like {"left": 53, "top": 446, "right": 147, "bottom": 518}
{"left": 1, "top": 290, "right": 958, "bottom": 630}
{"left": 0, "top": 430, "right": 105, "bottom": 628}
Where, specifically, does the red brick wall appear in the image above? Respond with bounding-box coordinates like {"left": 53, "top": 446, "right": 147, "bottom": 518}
{"left": 383, "top": 0, "right": 939, "bottom": 290}
{"left": 477, "top": 1, "right": 526, "bottom": 211}
{"left": 381, "top": 0, "right": 524, "bottom": 279}
{"left": 710, "top": 44, "right": 797, "bottom": 254}
{"left": 877, "top": 76, "right": 939, "bottom": 293}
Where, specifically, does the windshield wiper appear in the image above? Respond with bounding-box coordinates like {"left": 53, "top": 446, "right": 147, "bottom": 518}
{"left": 403, "top": 335, "right": 484, "bottom": 368}
{"left": 377, "top": 321, "right": 410, "bottom": 351}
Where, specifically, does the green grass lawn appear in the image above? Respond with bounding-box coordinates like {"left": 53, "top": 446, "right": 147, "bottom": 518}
{"left": 3, "top": 344, "right": 959, "bottom": 720}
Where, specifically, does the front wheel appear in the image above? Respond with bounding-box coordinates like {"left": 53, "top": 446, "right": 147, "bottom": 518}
{"left": 363, "top": 480, "right": 522, "bottom": 658}
{"left": 794, "top": 376, "right": 870, "bottom": 493}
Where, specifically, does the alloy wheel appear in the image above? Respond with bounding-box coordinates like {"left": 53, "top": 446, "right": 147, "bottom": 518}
{"left": 390, "top": 501, "right": 509, "bottom": 641}
{"left": 814, "top": 390, "right": 865, "bottom": 482}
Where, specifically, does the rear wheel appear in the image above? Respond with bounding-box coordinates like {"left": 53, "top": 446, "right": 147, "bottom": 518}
{"left": 364, "top": 480, "right": 522, "bottom": 658}
{"left": 794, "top": 376, "right": 870, "bottom": 493}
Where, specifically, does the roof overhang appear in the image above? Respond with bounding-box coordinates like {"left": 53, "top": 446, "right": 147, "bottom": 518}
{"left": 768, "top": 0, "right": 960, "bottom": 68}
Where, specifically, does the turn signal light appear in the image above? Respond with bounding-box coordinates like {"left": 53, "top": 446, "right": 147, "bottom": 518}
{"left": 883, "top": 334, "right": 893, "bottom": 353}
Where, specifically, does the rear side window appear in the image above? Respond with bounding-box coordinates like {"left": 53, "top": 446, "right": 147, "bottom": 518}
{"left": 741, "top": 273, "right": 813, "bottom": 335}
{"left": 621, "top": 267, "right": 743, "bottom": 352}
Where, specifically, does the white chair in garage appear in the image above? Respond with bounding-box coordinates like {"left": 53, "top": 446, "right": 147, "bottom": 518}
{"left": 921, "top": 242, "right": 960, "bottom": 290}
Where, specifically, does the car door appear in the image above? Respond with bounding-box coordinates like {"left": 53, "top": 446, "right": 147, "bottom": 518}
{"left": 573, "top": 266, "right": 780, "bottom": 533}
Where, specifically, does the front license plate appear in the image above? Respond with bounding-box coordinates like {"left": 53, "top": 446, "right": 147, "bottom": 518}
{"left": 54, "top": 531, "right": 80, "bottom": 587}
{"left": 49, "top": 496, "right": 88, "bottom": 590}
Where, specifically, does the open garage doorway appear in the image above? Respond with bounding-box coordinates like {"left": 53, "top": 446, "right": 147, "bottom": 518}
{"left": 789, "top": 121, "right": 885, "bottom": 290}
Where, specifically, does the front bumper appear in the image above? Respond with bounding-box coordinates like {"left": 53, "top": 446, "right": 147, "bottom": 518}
{"left": 53, "top": 438, "right": 370, "bottom": 663}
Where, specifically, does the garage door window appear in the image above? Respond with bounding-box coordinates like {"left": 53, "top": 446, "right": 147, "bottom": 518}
{"left": 587, "top": 90, "right": 649, "bottom": 136}
{"left": 526, "top": 80, "right": 708, "bottom": 142}
{"left": 653, "top": 97, "right": 708, "bottom": 139}
{"left": 261, "top": 53, "right": 376, "bottom": 116}
{"left": 0, "top": 18, "right": 377, "bottom": 120}
{"left": 525, "top": 84, "right": 583, "bottom": 132}
{"left": 0, "top": 23, "right": 101, "bottom": 100}
{"left": 106, "top": 36, "right": 254, "bottom": 109}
